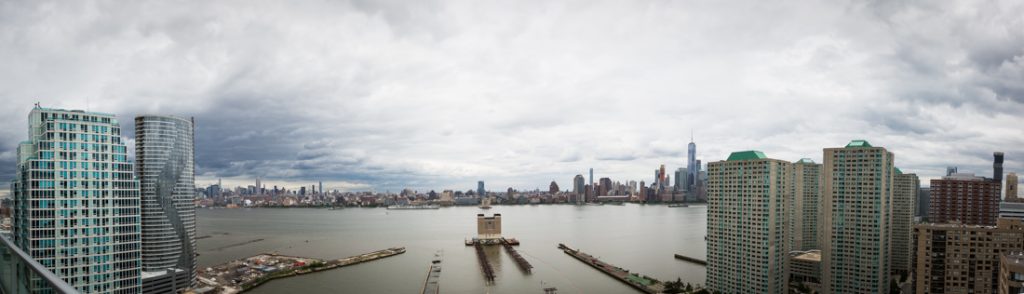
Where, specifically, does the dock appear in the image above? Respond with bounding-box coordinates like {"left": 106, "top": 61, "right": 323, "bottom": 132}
{"left": 558, "top": 243, "right": 665, "bottom": 294}
{"left": 196, "top": 247, "right": 406, "bottom": 293}
{"left": 673, "top": 254, "right": 707, "bottom": 266}
{"left": 421, "top": 252, "right": 442, "bottom": 294}
{"left": 501, "top": 238, "right": 532, "bottom": 274}
{"left": 474, "top": 242, "right": 496, "bottom": 283}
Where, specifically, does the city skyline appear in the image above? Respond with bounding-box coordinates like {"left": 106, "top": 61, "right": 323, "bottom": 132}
{"left": 1, "top": 1, "right": 1023, "bottom": 194}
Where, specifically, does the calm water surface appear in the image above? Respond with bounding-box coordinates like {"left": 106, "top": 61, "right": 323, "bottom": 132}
{"left": 196, "top": 204, "right": 707, "bottom": 294}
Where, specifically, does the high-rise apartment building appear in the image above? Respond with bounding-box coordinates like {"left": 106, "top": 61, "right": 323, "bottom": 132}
{"left": 913, "top": 218, "right": 1024, "bottom": 294}
{"left": 930, "top": 173, "right": 1001, "bottom": 226}
{"left": 791, "top": 158, "right": 821, "bottom": 251}
{"left": 821, "top": 140, "right": 895, "bottom": 293}
{"left": 999, "top": 252, "right": 1024, "bottom": 294}
{"left": 11, "top": 107, "right": 141, "bottom": 293}
{"left": 706, "top": 151, "right": 789, "bottom": 294}
{"left": 135, "top": 115, "right": 196, "bottom": 293}
{"left": 892, "top": 170, "right": 919, "bottom": 276}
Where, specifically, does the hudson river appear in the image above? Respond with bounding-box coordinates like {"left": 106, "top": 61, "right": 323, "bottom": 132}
{"left": 196, "top": 204, "right": 707, "bottom": 294}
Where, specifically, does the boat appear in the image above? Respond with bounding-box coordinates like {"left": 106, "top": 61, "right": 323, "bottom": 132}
{"left": 386, "top": 204, "right": 440, "bottom": 210}
{"left": 668, "top": 203, "right": 689, "bottom": 207}
{"left": 479, "top": 197, "right": 492, "bottom": 209}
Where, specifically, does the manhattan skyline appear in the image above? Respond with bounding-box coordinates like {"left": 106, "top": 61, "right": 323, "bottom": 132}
{"left": 1, "top": 1, "right": 1022, "bottom": 194}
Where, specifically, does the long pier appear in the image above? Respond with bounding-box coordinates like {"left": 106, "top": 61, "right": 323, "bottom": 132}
{"left": 559, "top": 243, "right": 665, "bottom": 294}
{"left": 421, "top": 252, "right": 442, "bottom": 294}
{"left": 196, "top": 247, "right": 406, "bottom": 293}
{"left": 501, "top": 238, "right": 533, "bottom": 274}
{"left": 474, "top": 243, "right": 496, "bottom": 283}
{"left": 673, "top": 254, "right": 707, "bottom": 266}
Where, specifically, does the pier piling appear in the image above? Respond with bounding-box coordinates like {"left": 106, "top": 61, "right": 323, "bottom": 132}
{"left": 501, "top": 238, "right": 533, "bottom": 274}
{"left": 474, "top": 243, "right": 496, "bottom": 283}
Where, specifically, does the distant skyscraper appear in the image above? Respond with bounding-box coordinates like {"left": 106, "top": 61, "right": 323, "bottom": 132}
{"left": 791, "top": 158, "right": 821, "bottom": 251}
{"left": 674, "top": 167, "right": 688, "bottom": 191}
{"left": 599, "top": 177, "right": 612, "bottom": 196}
{"left": 891, "top": 169, "right": 918, "bottom": 276}
{"left": 706, "top": 150, "right": 788, "bottom": 294}
{"left": 687, "top": 136, "right": 697, "bottom": 191}
{"left": 477, "top": 181, "right": 485, "bottom": 197}
{"left": 930, "top": 173, "right": 1000, "bottom": 226}
{"left": 573, "top": 174, "right": 585, "bottom": 205}
{"left": 12, "top": 107, "right": 142, "bottom": 293}
{"left": 917, "top": 188, "right": 931, "bottom": 219}
{"left": 589, "top": 168, "right": 594, "bottom": 199}
{"left": 947, "top": 166, "right": 958, "bottom": 176}
{"left": 1008, "top": 173, "right": 1019, "bottom": 202}
{"left": 995, "top": 152, "right": 1005, "bottom": 183}
{"left": 319, "top": 181, "right": 323, "bottom": 195}
{"left": 136, "top": 115, "right": 196, "bottom": 293}
{"left": 821, "top": 140, "right": 894, "bottom": 293}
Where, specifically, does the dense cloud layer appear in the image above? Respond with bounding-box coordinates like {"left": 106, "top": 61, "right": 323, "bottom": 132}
{"left": 1, "top": 0, "right": 1022, "bottom": 193}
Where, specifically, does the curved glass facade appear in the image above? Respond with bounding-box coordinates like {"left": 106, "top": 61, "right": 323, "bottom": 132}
{"left": 134, "top": 115, "right": 196, "bottom": 287}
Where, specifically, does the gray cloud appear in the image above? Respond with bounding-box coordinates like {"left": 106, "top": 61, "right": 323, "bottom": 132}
{"left": 0, "top": 0, "right": 1022, "bottom": 193}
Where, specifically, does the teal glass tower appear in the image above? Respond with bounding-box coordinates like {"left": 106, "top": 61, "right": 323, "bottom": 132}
{"left": 11, "top": 106, "right": 142, "bottom": 293}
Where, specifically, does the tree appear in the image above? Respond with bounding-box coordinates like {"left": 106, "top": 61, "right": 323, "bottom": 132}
{"left": 889, "top": 278, "right": 900, "bottom": 294}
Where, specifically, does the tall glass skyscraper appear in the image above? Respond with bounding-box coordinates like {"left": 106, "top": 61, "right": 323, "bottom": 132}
{"left": 135, "top": 115, "right": 196, "bottom": 293}
{"left": 12, "top": 107, "right": 141, "bottom": 293}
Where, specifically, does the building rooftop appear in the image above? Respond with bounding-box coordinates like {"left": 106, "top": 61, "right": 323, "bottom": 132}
{"left": 795, "top": 158, "right": 816, "bottom": 164}
{"left": 32, "top": 106, "right": 116, "bottom": 117}
{"left": 726, "top": 150, "right": 767, "bottom": 161}
{"left": 845, "top": 140, "right": 872, "bottom": 148}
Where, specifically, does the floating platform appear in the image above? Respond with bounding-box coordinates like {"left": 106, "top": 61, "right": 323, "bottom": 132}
{"left": 559, "top": 243, "right": 664, "bottom": 294}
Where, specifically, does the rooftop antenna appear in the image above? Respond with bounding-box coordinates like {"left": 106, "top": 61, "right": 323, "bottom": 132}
{"left": 690, "top": 129, "right": 694, "bottom": 142}
{"left": 34, "top": 102, "right": 41, "bottom": 109}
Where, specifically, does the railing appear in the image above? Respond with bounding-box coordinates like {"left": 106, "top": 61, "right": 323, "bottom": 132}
{"left": 0, "top": 233, "right": 79, "bottom": 294}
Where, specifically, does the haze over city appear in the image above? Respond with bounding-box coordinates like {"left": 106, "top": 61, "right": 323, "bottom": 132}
{"left": 1, "top": 0, "right": 1022, "bottom": 194}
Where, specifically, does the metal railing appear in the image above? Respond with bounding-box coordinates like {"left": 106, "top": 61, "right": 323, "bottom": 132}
{"left": 0, "top": 233, "right": 79, "bottom": 294}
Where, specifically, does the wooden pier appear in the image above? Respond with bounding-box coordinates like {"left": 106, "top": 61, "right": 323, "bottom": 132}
{"left": 501, "top": 238, "right": 533, "bottom": 274}
{"left": 558, "top": 243, "right": 665, "bottom": 294}
{"left": 474, "top": 242, "right": 496, "bottom": 283}
{"left": 421, "top": 251, "right": 442, "bottom": 294}
{"left": 673, "top": 254, "right": 707, "bottom": 266}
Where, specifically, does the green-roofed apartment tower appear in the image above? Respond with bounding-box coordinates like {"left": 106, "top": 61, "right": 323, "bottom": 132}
{"left": 706, "top": 150, "right": 790, "bottom": 294}
{"left": 821, "top": 140, "right": 896, "bottom": 294}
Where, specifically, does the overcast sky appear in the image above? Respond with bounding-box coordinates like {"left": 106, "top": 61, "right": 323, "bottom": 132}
{"left": 1, "top": 0, "right": 1022, "bottom": 193}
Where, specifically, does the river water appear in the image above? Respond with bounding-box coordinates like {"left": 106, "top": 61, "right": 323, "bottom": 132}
{"left": 196, "top": 204, "right": 707, "bottom": 294}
